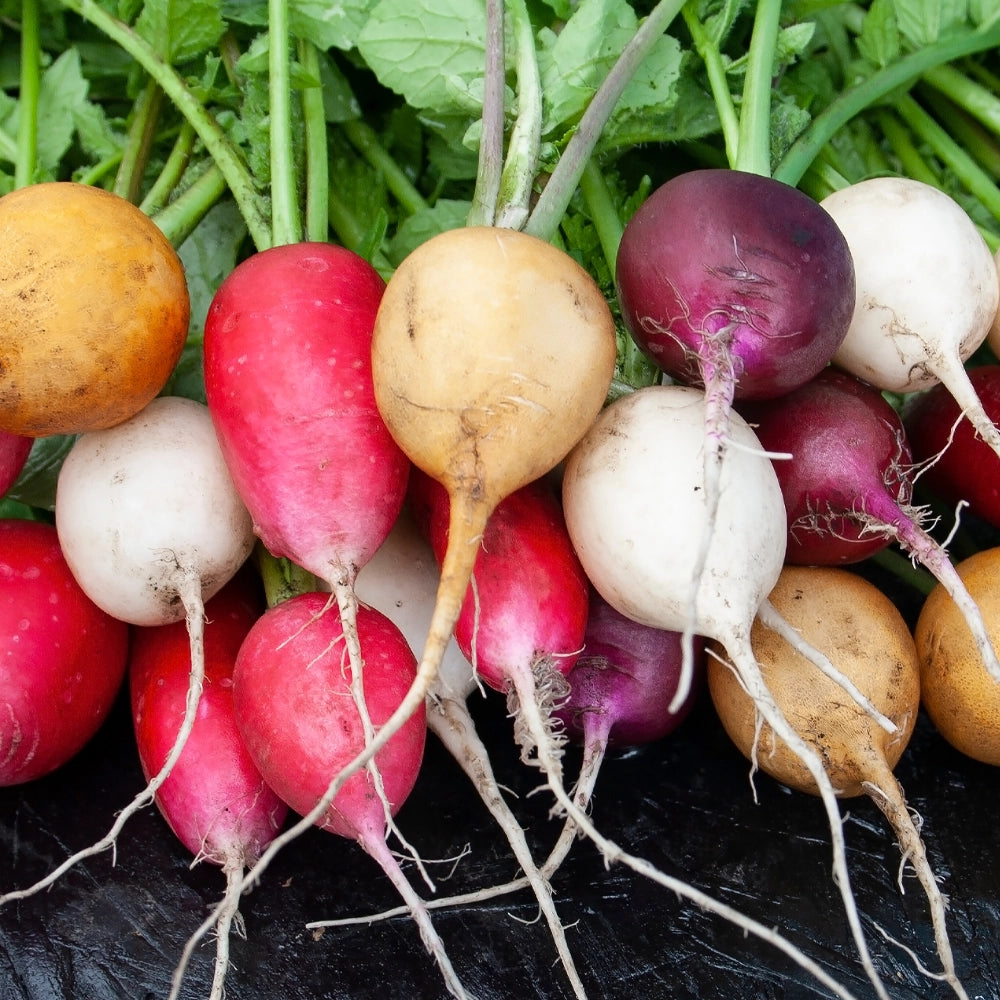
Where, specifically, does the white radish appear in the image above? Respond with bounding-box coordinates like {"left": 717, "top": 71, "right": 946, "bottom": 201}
{"left": 0, "top": 396, "right": 255, "bottom": 904}
{"left": 820, "top": 177, "right": 1000, "bottom": 460}
{"left": 560, "top": 383, "right": 891, "bottom": 1000}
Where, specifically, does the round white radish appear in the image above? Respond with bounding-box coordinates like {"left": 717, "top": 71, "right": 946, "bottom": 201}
{"left": 820, "top": 177, "right": 1000, "bottom": 461}
{"left": 55, "top": 395, "right": 254, "bottom": 626}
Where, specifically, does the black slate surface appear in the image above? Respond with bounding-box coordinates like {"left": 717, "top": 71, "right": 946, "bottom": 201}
{"left": 1, "top": 662, "right": 998, "bottom": 1000}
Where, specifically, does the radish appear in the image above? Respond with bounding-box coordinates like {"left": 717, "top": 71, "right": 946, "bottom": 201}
{"left": 709, "top": 565, "right": 969, "bottom": 1000}
{"left": 819, "top": 177, "right": 1000, "bottom": 463}
{"left": 322, "top": 225, "right": 617, "bottom": 844}
{"left": 738, "top": 367, "right": 1000, "bottom": 683}
{"left": 351, "top": 504, "right": 590, "bottom": 1000}
{"left": 129, "top": 568, "right": 287, "bottom": 1000}
{"left": 222, "top": 592, "right": 473, "bottom": 998}
{"left": 0, "top": 431, "right": 32, "bottom": 498}
{"left": 915, "top": 546, "right": 1000, "bottom": 767}
{"left": 0, "top": 518, "right": 129, "bottom": 786}
{"left": 203, "top": 240, "right": 411, "bottom": 784}
{"left": 1, "top": 395, "right": 255, "bottom": 904}
{"left": 560, "top": 382, "right": 893, "bottom": 1000}
{"left": 904, "top": 364, "right": 1000, "bottom": 531}
{"left": 614, "top": 169, "right": 856, "bottom": 672}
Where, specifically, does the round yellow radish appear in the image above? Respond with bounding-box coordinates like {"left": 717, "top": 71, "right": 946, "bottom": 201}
{"left": 0, "top": 182, "right": 189, "bottom": 436}
{"left": 915, "top": 546, "right": 1000, "bottom": 766}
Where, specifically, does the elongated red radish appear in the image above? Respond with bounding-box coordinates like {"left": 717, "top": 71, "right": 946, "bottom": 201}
{"left": 561, "top": 382, "right": 891, "bottom": 1000}
{"left": 739, "top": 367, "right": 1000, "bottom": 682}
{"left": 203, "top": 241, "right": 410, "bottom": 803}
{"left": 709, "top": 565, "right": 968, "bottom": 1000}
{"left": 333, "top": 225, "right": 616, "bottom": 838}
{"left": 349, "top": 504, "right": 590, "bottom": 1000}
{"left": 0, "top": 519, "right": 129, "bottom": 787}
{"left": 223, "top": 592, "right": 473, "bottom": 998}
{"left": 819, "top": 177, "right": 1000, "bottom": 461}
{"left": 905, "top": 364, "right": 1000, "bottom": 530}
{"left": 130, "top": 569, "right": 286, "bottom": 1000}
{"left": 615, "top": 170, "right": 855, "bottom": 672}
{"left": 1, "top": 396, "right": 255, "bottom": 904}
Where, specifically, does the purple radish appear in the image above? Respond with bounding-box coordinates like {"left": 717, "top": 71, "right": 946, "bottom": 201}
{"left": 739, "top": 367, "right": 1000, "bottom": 683}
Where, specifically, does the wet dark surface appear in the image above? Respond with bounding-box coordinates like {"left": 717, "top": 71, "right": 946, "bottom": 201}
{"left": 1, "top": 660, "right": 999, "bottom": 1000}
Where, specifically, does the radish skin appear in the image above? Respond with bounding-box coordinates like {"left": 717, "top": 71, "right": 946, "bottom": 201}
{"left": 0, "top": 519, "right": 129, "bottom": 787}
{"left": 561, "top": 383, "right": 892, "bottom": 1000}
{"left": 1, "top": 396, "right": 255, "bottom": 904}
{"left": 820, "top": 177, "right": 1000, "bottom": 463}
{"left": 709, "top": 566, "right": 968, "bottom": 1000}
{"left": 130, "top": 570, "right": 287, "bottom": 1000}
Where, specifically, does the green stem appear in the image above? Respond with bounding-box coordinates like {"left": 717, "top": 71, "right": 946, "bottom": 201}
{"left": 896, "top": 92, "right": 1000, "bottom": 228}
{"left": 921, "top": 62, "right": 1000, "bottom": 138}
{"left": 869, "top": 547, "right": 936, "bottom": 598}
{"left": 578, "top": 158, "right": 622, "bottom": 277}
{"left": 139, "top": 121, "right": 196, "bottom": 216}
{"left": 774, "top": 20, "right": 1000, "bottom": 187}
{"left": 114, "top": 77, "right": 163, "bottom": 203}
{"left": 59, "top": 0, "right": 271, "bottom": 249}
{"left": 341, "top": 118, "right": 428, "bottom": 215}
{"left": 681, "top": 1, "right": 739, "bottom": 168}
{"left": 151, "top": 163, "right": 229, "bottom": 248}
{"left": 467, "top": 0, "right": 505, "bottom": 227}
{"left": 919, "top": 85, "right": 1000, "bottom": 180}
{"left": 298, "top": 38, "right": 329, "bottom": 243}
{"left": 15, "top": 0, "right": 40, "bottom": 188}
{"left": 875, "top": 109, "right": 940, "bottom": 186}
{"left": 495, "top": 0, "right": 543, "bottom": 229}
{"left": 253, "top": 544, "right": 319, "bottom": 608}
{"left": 734, "top": 0, "right": 782, "bottom": 176}
{"left": 269, "top": 0, "right": 301, "bottom": 246}
{"left": 525, "top": 0, "right": 686, "bottom": 243}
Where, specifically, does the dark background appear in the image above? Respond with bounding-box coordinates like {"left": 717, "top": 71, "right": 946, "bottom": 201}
{"left": 1, "top": 637, "right": 998, "bottom": 1000}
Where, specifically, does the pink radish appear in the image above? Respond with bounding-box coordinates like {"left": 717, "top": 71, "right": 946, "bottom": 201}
{"left": 203, "top": 241, "right": 410, "bottom": 761}
{"left": 1, "top": 395, "right": 256, "bottom": 904}
{"left": 0, "top": 518, "right": 129, "bottom": 786}
{"left": 561, "top": 382, "right": 893, "bottom": 1000}
{"left": 819, "top": 177, "right": 1000, "bottom": 462}
{"left": 130, "top": 568, "right": 286, "bottom": 1000}
{"left": 222, "top": 592, "right": 474, "bottom": 998}
{"left": 0, "top": 432, "right": 32, "bottom": 498}
{"left": 739, "top": 367, "right": 1000, "bottom": 683}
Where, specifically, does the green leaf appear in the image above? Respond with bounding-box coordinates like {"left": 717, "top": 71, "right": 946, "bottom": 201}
{"left": 35, "top": 49, "right": 91, "bottom": 177}
{"left": 357, "top": 0, "right": 487, "bottom": 114}
{"left": 386, "top": 198, "right": 472, "bottom": 264}
{"left": 133, "top": 0, "right": 226, "bottom": 64}
{"left": 536, "top": 0, "right": 639, "bottom": 135}
{"left": 857, "top": 0, "right": 900, "bottom": 68}
{"left": 289, "top": 0, "right": 373, "bottom": 51}
{"left": 892, "top": 0, "right": 968, "bottom": 47}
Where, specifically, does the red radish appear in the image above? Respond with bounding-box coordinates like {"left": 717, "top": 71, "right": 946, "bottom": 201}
{"left": 0, "top": 519, "right": 128, "bottom": 786}
{"left": 561, "top": 382, "right": 892, "bottom": 1000}
{"left": 352, "top": 506, "right": 589, "bottom": 1000}
{"left": 130, "top": 569, "right": 286, "bottom": 1000}
{"left": 739, "top": 367, "right": 1000, "bottom": 683}
{"left": 227, "top": 592, "right": 470, "bottom": 998}
{"left": 904, "top": 364, "right": 1000, "bottom": 530}
{"left": 819, "top": 177, "right": 1000, "bottom": 463}
{"left": 1, "top": 396, "right": 256, "bottom": 904}
{"left": 0, "top": 432, "right": 32, "bottom": 498}
{"left": 203, "top": 241, "right": 410, "bottom": 785}
{"left": 615, "top": 170, "right": 856, "bottom": 646}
